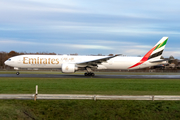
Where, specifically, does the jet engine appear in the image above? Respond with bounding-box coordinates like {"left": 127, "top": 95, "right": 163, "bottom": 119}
{"left": 61, "top": 63, "right": 78, "bottom": 73}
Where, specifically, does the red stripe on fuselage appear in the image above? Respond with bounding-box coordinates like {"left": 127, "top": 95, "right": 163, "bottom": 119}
{"left": 129, "top": 45, "right": 157, "bottom": 69}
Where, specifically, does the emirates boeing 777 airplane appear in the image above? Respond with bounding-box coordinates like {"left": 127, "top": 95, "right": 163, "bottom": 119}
{"left": 5, "top": 37, "right": 168, "bottom": 76}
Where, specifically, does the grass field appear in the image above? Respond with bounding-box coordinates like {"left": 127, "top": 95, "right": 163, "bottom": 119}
{"left": 0, "top": 78, "right": 180, "bottom": 95}
{"left": 1, "top": 100, "right": 180, "bottom": 120}
{"left": 1, "top": 77, "right": 180, "bottom": 119}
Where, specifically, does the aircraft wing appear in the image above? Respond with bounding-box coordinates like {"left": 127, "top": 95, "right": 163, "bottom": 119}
{"left": 76, "top": 55, "right": 119, "bottom": 67}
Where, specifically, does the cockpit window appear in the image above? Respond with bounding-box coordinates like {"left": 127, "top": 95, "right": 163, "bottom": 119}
{"left": 8, "top": 59, "right": 11, "bottom": 61}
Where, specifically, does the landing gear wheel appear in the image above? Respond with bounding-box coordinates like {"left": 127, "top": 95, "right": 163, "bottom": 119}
{"left": 91, "top": 73, "right": 95, "bottom": 76}
{"left": 84, "top": 73, "right": 88, "bottom": 76}
{"left": 16, "top": 72, "right": 20, "bottom": 75}
{"left": 84, "top": 72, "right": 95, "bottom": 76}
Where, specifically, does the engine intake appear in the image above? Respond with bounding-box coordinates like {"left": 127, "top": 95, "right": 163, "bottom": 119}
{"left": 61, "top": 64, "right": 78, "bottom": 73}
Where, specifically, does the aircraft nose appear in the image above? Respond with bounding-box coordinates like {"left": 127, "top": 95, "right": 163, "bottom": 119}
{"left": 4, "top": 60, "right": 8, "bottom": 65}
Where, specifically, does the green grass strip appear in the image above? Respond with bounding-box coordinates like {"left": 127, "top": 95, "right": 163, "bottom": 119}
{"left": 0, "top": 78, "right": 180, "bottom": 95}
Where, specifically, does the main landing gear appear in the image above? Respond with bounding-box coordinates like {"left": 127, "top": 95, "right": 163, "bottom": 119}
{"left": 84, "top": 67, "right": 95, "bottom": 76}
{"left": 16, "top": 72, "right": 20, "bottom": 75}
{"left": 84, "top": 72, "right": 95, "bottom": 76}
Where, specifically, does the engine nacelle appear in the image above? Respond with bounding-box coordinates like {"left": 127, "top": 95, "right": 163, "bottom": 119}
{"left": 61, "top": 64, "right": 78, "bottom": 73}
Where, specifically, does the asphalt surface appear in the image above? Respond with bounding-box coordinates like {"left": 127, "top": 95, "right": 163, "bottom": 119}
{"left": 0, "top": 74, "right": 180, "bottom": 79}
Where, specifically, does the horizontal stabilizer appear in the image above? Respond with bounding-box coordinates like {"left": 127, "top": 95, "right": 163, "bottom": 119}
{"left": 149, "top": 58, "right": 169, "bottom": 63}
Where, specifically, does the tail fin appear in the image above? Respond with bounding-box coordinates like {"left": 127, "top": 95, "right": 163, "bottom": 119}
{"left": 129, "top": 37, "right": 168, "bottom": 69}
{"left": 148, "top": 37, "right": 168, "bottom": 60}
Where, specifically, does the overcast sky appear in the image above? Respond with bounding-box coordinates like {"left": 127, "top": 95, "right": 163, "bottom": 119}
{"left": 0, "top": 0, "right": 180, "bottom": 58}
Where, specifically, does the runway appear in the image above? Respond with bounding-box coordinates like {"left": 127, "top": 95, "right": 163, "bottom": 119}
{"left": 0, "top": 74, "right": 180, "bottom": 79}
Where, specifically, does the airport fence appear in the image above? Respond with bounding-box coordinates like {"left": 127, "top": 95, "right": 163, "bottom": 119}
{"left": 1, "top": 85, "right": 180, "bottom": 101}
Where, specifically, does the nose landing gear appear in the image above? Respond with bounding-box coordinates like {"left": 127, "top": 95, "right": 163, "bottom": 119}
{"left": 16, "top": 72, "right": 20, "bottom": 75}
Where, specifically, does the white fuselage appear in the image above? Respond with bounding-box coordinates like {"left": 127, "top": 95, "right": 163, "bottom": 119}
{"left": 4, "top": 55, "right": 165, "bottom": 70}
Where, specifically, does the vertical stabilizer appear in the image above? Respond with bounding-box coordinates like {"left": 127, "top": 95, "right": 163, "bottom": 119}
{"left": 148, "top": 37, "right": 168, "bottom": 60}
{"left": 129, "top": 37, "right": 168, "bottom": 69}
